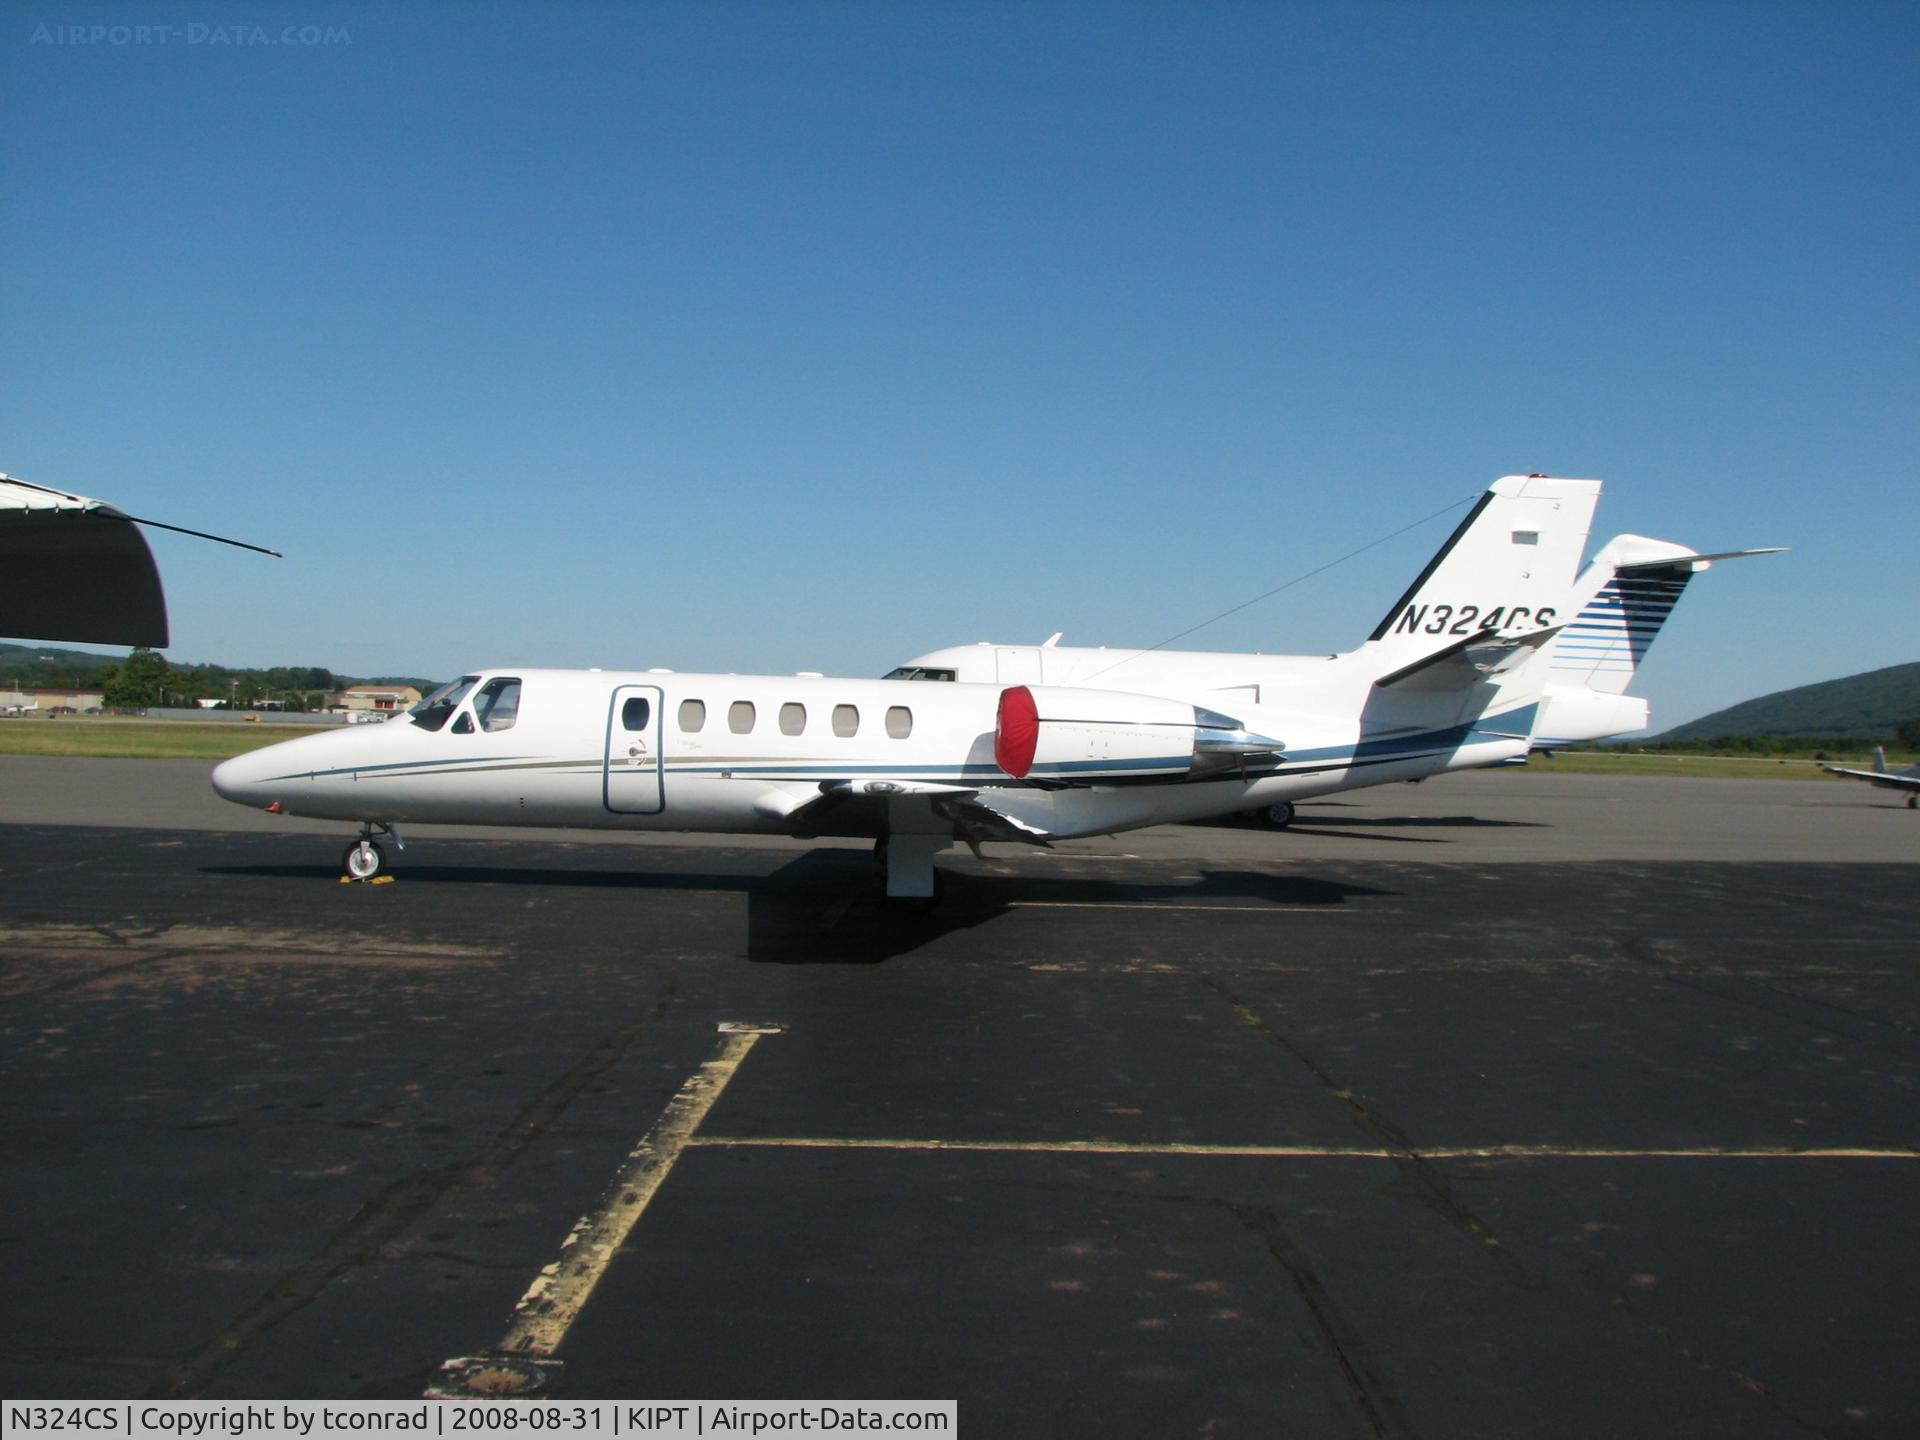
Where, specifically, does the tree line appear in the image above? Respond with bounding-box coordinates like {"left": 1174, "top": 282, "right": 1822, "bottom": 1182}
{"left": 1590, "top": 718, "right": 1920, "bottom": 760}
{"left": 8, "top": 648, "right": 432, "bottom": 712}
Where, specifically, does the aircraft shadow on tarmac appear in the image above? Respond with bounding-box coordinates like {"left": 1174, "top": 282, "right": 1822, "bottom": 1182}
{"left": 743, "top": 851, "right": 1395, "bottom": 965}
{"left": 201, "top": 848, "right": 1392, "bottom": 966}
{"left": 1280, "top": 814, "right": 1547, "bottom": 844}
{"left": 1197, "top": 808, "right": 1546, "bottom": 844}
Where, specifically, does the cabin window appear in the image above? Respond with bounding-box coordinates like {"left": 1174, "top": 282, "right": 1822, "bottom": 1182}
{"left": 476, "top": 677, "right": 522, "bottom": 733}
{"left": 729, "top": 700, "right": 756, "bottom": 734}
{"left": 779, "top": 702, "right": 806, "bottom": 736}
{"left": 678, "top": 699, "right": 706, "bottom": 732}
{"left": 409, "top": 676, "right": 478, "bottom": 733}
{"left": 621, "top": 696, "right": 651, "bottom": 731}
{"left": 885, "top": 705, "right": 913, "bottom": 739}
{"left": 832, "top": 704, "right": 859, "bottom": 737}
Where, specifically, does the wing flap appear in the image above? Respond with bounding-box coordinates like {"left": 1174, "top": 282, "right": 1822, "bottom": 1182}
{"left": 775, "top": 778, "right": 1053, "bottom": 846}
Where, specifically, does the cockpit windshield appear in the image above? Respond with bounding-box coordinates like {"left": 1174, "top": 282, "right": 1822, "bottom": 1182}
{"left": 409, "top": 675, "right": 478, "bottom": 732}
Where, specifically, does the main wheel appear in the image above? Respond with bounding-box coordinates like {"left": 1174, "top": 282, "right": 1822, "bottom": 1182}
{"left": 1261, "top": 801, "right": 1297, "bottom": 829}
{"left": 343, "top": 839, "right": 386, "bottom": 880}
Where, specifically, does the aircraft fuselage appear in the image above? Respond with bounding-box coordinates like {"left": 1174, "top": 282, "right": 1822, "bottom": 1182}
{"left": 212, "top": 666, "right": 1530, "bottom": 844}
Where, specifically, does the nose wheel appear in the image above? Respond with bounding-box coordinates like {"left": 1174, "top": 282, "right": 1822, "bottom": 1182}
{"left": 341, "top": 822, "right": 404, "bottom": 881}
{"left": 343, "top": 839, "right": 386, "bottom": 880}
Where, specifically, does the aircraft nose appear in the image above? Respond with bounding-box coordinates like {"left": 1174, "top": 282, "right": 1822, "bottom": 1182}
{"left": 211, "top": 749, "right": 272, "bottom": 806}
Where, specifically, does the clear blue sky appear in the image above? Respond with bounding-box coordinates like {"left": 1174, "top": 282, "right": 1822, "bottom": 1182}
{"left": 4, "top": 1, "right": 1914, "bottom": 729}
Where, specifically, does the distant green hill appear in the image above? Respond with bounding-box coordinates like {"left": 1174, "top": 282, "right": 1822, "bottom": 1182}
{"left": 1657, "top": 662, "right": 1920, "bottom": 741}
{"left": 0, "top": 642, "right": 124, "bottom": 676}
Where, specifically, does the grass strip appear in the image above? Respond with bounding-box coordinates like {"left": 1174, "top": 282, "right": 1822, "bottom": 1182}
{"left": 0, "top": 721, "right": 335, "bottom": 760}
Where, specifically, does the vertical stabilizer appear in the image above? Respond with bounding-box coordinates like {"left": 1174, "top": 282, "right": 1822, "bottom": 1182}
{"left": 1361, "top": 475, "right": 1600, "bottom": 671}
{"left": 1547, "top": 536, "right": 1701, "bottom": 695}
{"left": 1533, "top": 538, "right": 1783, "bottom": 745}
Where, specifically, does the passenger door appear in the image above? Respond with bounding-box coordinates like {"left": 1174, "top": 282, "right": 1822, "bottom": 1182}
{"left": 604, "top": 684, "right": 664, "bottom": 814}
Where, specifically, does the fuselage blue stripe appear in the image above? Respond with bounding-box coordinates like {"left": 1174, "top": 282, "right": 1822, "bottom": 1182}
{"left": 275, "top": 707, "right": 1540, "bottom": 790}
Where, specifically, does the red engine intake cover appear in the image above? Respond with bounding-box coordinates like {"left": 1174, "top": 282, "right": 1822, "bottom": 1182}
{"left": 995, "top": 685, "right": 1040, "bottom": 779}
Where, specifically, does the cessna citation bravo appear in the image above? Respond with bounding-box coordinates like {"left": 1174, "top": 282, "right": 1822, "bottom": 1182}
{"left": 211, "top": 476, "right": 1779, "bottom": 897}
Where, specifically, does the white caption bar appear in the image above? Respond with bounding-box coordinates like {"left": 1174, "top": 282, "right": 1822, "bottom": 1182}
{"left": 2, "top": 1403, "right": 957, "bottom": 1439}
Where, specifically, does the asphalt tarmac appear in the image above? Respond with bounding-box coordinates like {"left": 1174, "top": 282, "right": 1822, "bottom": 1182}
{"left": 2, "top": 759, "right": 1916, "bottom": 1438}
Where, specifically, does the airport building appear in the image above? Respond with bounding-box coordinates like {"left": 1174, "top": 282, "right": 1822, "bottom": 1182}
{"left": 1, "top": 685, "right": 105, "bottom": 714}
{"left": 330, "top": 685, "right": 421, "bottom": 716}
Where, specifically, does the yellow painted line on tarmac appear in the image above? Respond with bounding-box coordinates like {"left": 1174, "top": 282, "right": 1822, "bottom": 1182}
{"left": 1009, "top": 901, "right": 1354, "bottom": 913}
{"left": 1421, "top": 1145, "right": 1920, "bottom": 1160}
{"left": 690, "top": 1135, "right": 1920, "bottom": 1161}
{"left": 496, "top": 1023, "right": 780, "bottom": 1357}
{"left": 694, "top": 1136, "right": 1395, "bottom": 1157}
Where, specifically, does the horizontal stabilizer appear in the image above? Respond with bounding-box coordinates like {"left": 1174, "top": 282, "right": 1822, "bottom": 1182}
{"left": 1374, "top": 624, "right": 1564, "bottom": 691}
{"left": 1617, "top": 546, "right": 1787, "bottom": 574}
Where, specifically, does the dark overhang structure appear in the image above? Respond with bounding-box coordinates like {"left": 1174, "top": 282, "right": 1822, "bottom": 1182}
{"left": 0, "top": 473, "right": 279, "bottom": 648}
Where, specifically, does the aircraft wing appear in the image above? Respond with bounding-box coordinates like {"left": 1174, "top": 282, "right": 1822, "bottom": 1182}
{"left": 1823, "top": 766, "right": 1920, "bottom": 791}
{"left": 1373, "top": 624, "right": 1566, "bottom": 691}
{"left": 774, "top": 778, "right": 1053, "bottom": 846}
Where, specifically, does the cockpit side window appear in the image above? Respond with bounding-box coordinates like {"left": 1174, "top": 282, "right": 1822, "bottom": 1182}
{"left": 474, "top": 677, "right": 522, "bottom": 733}
{"left": 409, "top": 676, "right": 478, "bottom": 732}
{"left": 881, "top": 666, "right": 957, "bottom": 682}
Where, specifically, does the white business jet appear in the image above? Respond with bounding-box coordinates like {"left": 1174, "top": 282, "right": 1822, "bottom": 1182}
{"left": 889, "top": 476, "right": 1782, "bottom": 824}
{"left": 211, "top": 475, "right": 1776, "bottom": 897}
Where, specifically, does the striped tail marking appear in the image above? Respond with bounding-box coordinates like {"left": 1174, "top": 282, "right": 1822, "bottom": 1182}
{"left": 1550, "top": 569, "right": 1692, "bottom": 678}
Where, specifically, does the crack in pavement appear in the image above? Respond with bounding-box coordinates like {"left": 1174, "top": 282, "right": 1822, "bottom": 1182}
{"left": 0, "top": 948, "right": 196, "bottom": 1004}
{"left": 1190, "top": 964, "right": 1851, "bottom": 1438}
{"left": 927, "top": 1168, "right": 1420, "bottom": 1440}
{"left": 143, "top": 983, "right": 680, "bottom": 1399}
{"left": 1227, "top": 1199, "right": 1420, "bottom": 1440}
{"left": 377, "top": 1247, "right": 545, "bottom": 1273}
{"left": 1188, "top": 967, "right": 1536, "bottom": 1291}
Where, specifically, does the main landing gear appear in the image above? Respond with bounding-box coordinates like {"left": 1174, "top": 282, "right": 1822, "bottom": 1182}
{"left": 342, "top": 822, "right": 404, "bottom": 881}
{"left": 1252, "top": 800, "right": 1296, "bottom": 829}
{"left": 873, "top": 833, "right": 947, "bottom": 903}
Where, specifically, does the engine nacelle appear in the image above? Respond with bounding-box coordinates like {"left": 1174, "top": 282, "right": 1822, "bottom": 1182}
{"left": 994, "top": 685, "right": 1284, "bottom": 783}
{"left": 1534, "top": 685, "right": 1650, "bottom": 747}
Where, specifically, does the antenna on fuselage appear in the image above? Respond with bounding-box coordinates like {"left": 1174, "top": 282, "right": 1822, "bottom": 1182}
{"left": 1078, "top": 491, "right": 1476, "bottom": 684}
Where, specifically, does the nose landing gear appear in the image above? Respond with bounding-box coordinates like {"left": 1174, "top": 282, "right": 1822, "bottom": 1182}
{"left": 342, "top": 822, "right": 405, "bottom": 881}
